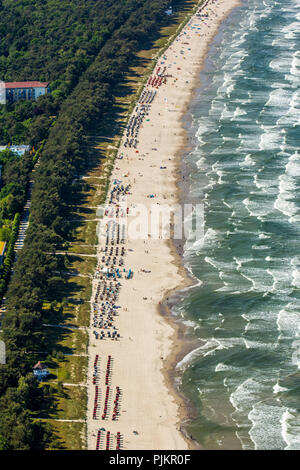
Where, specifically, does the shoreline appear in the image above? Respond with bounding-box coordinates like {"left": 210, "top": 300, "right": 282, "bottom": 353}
{"left": 86, "top": 0, "right": 241, "bottom": 450}
{"left": 161, "top": 0, "right": 242, "bottom": 450}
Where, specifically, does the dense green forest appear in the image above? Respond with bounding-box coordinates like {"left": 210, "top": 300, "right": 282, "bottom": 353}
{"left": 0, "top": 0, "right": 158, "bottom": 300}
{"left": 0, "top": 0, "right": 182, "bottom": 449}
{"left": 0, "top": 148, "right": 30, "bottom": 223}
{"left": 0, "top": 147, "right": 33, "bottom": 303}
{"left": 0, "top": 0, "right": 152, "bottom": 145}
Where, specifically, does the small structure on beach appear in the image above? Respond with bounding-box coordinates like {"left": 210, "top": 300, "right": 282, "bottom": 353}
{"left": 165, "top": 6, "right": 173, "bottom": 15}
{"left": 33, "top": 361, "right": 49, "bottom": 380}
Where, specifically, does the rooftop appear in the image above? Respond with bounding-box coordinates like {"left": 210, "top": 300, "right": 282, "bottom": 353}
{"left": 33, "top": 361, "right": 48, "bottom": 370}
{"left": 4, "top": 81, "right": 49, "bottom": 89}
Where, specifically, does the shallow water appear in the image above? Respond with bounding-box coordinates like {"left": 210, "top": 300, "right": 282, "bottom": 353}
{"left": 177, "top": 0, "right": 300, "bottom": 450}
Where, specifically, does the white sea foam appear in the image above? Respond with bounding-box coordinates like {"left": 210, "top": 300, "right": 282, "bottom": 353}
{"left": 229, "top": 378, "right": 261, "bottom": 414}
{"left": 209, "top": 99, "right": 225, "bottom": 118}
{"left": 292, "top": 269, "right": 300, "bottom": 288}
{"left": 276, "top": 302, "right": 300, "bottom": 338}
{"left": 182, "top": 319, "right": 198, "bottom": 329}
{"left": 273, "top": 382, "right": 288, "bottom": 394}
{"left": 202, "top": 228, "right": 222, "bottom": 248}
{"left": 264, "top": 88, "right": 291, "bottom": 108}
{"left": 282, "top": 21, "right": 300, "bottom": 40}
{"left": 281, "top": 409, "right": 300, "bottom": 450}
{"left": 253, "top": 174, "right": 277, "bottom": 195}
{"left": 240, "top": 154, "right": 255, "bottom": 167}
{"left": 269, "top": 57, "right": 293, "bottom": 74}
{"left": 177, "top": 0, "right": 300, "bottom": 451}
{"left": 285, "top": 150, "right": 300, "bottom": 176}
{"left": 259, "top": 127, "right": 283, "bottom": 150}
{"left": 277, "top": 89, "right": 300, "bottom": 125}
{"left": 196, "top": 156, "right": 207, "bottom": 169}
{"left": 274, "top": 197, "right": 298, "bottom": 219}
{"left": 266, "top": 269, "right": 279, "bottom": 291}
{"left": 259, "top": 233, "right": 271, "bottom": 239}
{"left": 211, "top": 161, "right": 225, "bottom": 184}
{"left": 222, "top": 199, "right": 232, "bottom": 210}
{"left": 217, "top": 73, "right": 236, "bottom": 96}
{"left": 238, "top": 133, "right": 261, "bottom": 152}
{"left": 176, "top": 340, "right": 220, "bottom": 370}
{"left": 215, "top": 363, "right": 240, "bottom": 372}
{"left": 222, "top": 49, "right": 248, "bottom": 73}
{"left": 274, "top": 151, "right": 300, "bottom": 221}
{"left": 195, "top": 120, "right": 212, "bottom": 145}
{"left": 231, "top": 106, "right": 247, "bottom": 120}
{"left": 242, "top": 197, "right": 272, "bottom": 219}
{"left": 239, "top": 266, "right": 275, "bottom": 293}
{"left": 204, "top": 256, "right": 218, "bottom": 270}
{"left": 290, "top": 51, "right": 300, "bottom": 76}
{"left": 249, "top": 403, "right": 287, "bottom": 449}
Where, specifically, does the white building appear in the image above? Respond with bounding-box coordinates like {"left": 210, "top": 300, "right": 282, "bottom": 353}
{"left": 4, "top": 81, "right": 49, "bottom": 103}
{"left": 0, "top": 145, "right": 30, "bottom": 156}
{"left": 33, "top": 361, "right": 49, "bottom": 380}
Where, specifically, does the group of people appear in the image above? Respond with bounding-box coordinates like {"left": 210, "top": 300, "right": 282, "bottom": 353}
{"left": 92, "top": 354, "right": 99, "bottom": 385}
{"left": 105, "top": 355, "right": 112, "bottom": 385}
{"left": 92, "top": 300, "right": 120, "bottom": 341}
{"left": 93, "top": 385, "right": 100, "bottom": 420}
{"left": 147, "top": 66, "right": 168, "bottom": 87}
{"left": 92, "top": 356, "right": 122, "bottom": 446}
{"left": 123, "top": 65, "right": 169, "bottom": 149}
{"left": 139, "top": 89, "right": 157, "bottom": 104}
{"left": 102, "top": 385, "right": 111, "bottom": 420}
{"left": 124, "top": 103, "right": 149, "bottom": 149}
{"left": 112, "top": 386, "right": 121, "bottom": 421}
{"left": 91, "top": 180, "right": 133, "bottom": 448}
{"left": 196, "top": 0, "right": 214, "bottom": 18}
{"left": 92, "top": 183, "right": 132, "bottom": 342}
{"left": 96, "top": 429, "right": 123, "bottom": 451}
{"left": 93, "top": 355, "right": 114, "bottom": 420}
{"left": 91, "top": 324, "right": 122, "bottom": 424}
{"left": 116, "top": 432, "right": 122, "bottom": 450}
{"left": 96, "top": 429, "right": 102, "bottom": 450}
{"left": 147, "top": 75, "right": 165, "bottom": 88}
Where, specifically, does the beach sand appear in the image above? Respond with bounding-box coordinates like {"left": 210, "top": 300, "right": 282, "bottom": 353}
{"left": 87, "top": 0, "right": 240, "bottom": 450}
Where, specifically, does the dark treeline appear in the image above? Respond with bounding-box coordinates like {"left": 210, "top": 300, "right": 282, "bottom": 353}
{"left": 0, "top": 0, "right": 174, "bottom": 449}
{"left": 0, "top": 213, "right": 20, "bottom": 299}
{"left": 0, "top": 148, "right": 34, "bottom": 318}
{"left": 0, "top": 148, "right": 32, "bottom": 237}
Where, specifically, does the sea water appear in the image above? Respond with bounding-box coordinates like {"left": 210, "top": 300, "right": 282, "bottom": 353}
{"left": 177, "top": 0, "right": 300, "bottom": 450}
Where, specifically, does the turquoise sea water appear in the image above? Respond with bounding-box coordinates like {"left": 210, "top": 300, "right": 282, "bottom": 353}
{"left": 177, "top": 0, "right": 300, "bottom": 450}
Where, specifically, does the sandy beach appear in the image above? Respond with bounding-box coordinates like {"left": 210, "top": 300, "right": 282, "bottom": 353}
{"left": 87, "top": 0, "right": 240, "bottom": 450}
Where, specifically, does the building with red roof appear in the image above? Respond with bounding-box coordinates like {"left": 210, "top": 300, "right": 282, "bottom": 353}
{"left": 33, "top": 361, "right": 49, "bottom": 380}
{"left": 5, "top": 81, "right": 49, "bottom": 103}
